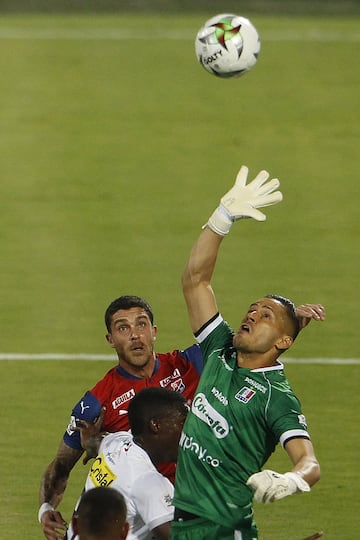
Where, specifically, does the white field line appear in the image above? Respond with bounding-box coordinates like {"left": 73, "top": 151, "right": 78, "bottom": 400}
{"left": 0, "top": 353, "right": 359, "bottom": 364}
{"left": 0, "top": 353, "right": 115, "bottom": 360}
{"left": 0, "top": 28, "right": 358, "bottom": 42}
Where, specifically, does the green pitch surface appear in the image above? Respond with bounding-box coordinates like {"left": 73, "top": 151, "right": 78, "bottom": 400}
{"left": 0, "top": 12, "right": 359, "bottom": 540}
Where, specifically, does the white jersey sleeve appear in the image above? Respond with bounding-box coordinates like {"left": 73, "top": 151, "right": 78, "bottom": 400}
{"left": 131, "top": 470, "right": 174, "bottom": 532}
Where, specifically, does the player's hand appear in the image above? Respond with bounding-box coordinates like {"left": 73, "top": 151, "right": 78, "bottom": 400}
{"left": 40, "top": 509, "right": 67, "bottom": 540}
{"left": 221, "top": 165, "right": 283, "bottom": 221}
{"left": 246, "top": 469, "right": 310, "bottom": 504}
{"left": 207, "top": 166, "right": 283, "bottom": 235}
{"left": 296, "top": 304, "right": 326, "bottom": 329}
{"left": 302, "top": 532, "right": 324, "bottom": 540}
{"left": 71, "top": 406, "right": 106, "bottom": 464}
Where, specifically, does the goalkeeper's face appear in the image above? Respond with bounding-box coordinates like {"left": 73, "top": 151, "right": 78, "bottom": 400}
{"left": 233, "top": 298, "right": 293, "bottom": 356}
{"left": 105, "top": 307, "right": 157, "bottom": 372}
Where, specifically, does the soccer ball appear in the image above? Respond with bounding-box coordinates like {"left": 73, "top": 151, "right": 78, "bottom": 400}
{"left": 195, "top": 13, "right": 261, "bottom": 79}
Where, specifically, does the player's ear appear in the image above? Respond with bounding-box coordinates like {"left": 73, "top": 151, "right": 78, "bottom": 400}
{"left": 105, "top": 333, "right": 115, "bottom": 347}
{"left": 275, "top": 335, "right": 293, "bottom": 352}
{"left": 121, "top": 521, "right": 130, "bottom": 540}
{"left": 149, "top": 417, "right": 161, "bottom": 434}
{"left": 152, "top": 325, "right": 158, "bottom": 340}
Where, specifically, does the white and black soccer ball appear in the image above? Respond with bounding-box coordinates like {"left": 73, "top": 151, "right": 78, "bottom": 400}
{"left": 195, "top": 13, "right": 261, "bottom": 79}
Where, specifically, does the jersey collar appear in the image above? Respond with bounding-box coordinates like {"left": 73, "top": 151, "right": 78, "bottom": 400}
{"left": 251, "top": 361, "right": 284, "bottom": 373}
{"left": 115, "top": 356, "right": 160, "bottom": 379}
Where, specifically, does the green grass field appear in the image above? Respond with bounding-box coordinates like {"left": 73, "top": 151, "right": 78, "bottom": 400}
{"left": 0, "top": 12, "right": 359, "bottom": 540}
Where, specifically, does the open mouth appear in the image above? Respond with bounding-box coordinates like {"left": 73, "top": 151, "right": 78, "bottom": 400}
{"left": 131, "top": 344, "right": 144, "bottom": 352}
{"left": 240, "top": 324, "right": 250, "bottom": 333}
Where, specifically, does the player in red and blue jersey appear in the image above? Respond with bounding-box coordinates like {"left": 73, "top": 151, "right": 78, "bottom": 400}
{"left": 38, "top": 295, "right": 203, "bottom": 540}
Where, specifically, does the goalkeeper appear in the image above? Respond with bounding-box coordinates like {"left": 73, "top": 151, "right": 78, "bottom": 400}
{"left": 170, "top": 166, "right": 324, "bottom": 540}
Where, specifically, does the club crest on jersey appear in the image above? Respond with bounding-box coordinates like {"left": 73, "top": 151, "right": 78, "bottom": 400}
{"left": 171, "top": 378, "right": 185, "bottom": 393}
{"left": 66, "top": 415, "right": 77, "bottom": 436}
{"left": 163, "top": 494, "right": 173, "bottom": 507}
{"left": 160, "top": 368, "right": 181, "bottom": 388}
{"left": 298, "top": 413, "right": 307, "bottom": 428}
{"left": 235, "top": 386, "right": 256, "bottom": 404}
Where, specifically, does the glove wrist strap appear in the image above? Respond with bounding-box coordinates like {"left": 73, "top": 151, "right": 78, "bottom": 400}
{"left": 284, "top": 472, "right": 311, "bottom": 494}
{"left": 204, "top": 205, "right": 233, "bottom": 236}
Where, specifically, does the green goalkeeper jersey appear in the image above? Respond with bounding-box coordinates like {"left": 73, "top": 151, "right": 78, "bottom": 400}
{"left": 173, "top": 314, "right": 311, "bottom": 531}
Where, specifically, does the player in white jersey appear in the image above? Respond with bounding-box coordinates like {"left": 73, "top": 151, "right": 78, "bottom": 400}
{"left": 68, "top": 387, "right": 188, "bottom": 540}
{"left": 72, "top": 432, "right": 173, "bottom": 540}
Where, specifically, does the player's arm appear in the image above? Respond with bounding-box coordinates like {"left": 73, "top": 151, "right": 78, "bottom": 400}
{"left": 133, "top": 472, "right": 173, "bottom": 540}
{"left": 284, "top": 437, "right": 320, "bottom": 487}
{"left": 182, "top": 165, "right": 283, "bottom": 333}
{"left": 182, "top": 227, "right": 222, "bottom": 333}
{"left": 152, "top": 521, "right": 171, "bottom": 539}
{"left": 247, "top": 438, "right": 320, "bottom": 504}
{"left": 302, "top": 533, "right": 324, "bottom": 540}
{"left": 39, "top": 392, "right": 103, "bottom": 539}
{"left": 71, "top": 407, "right": 107, "bottom": 464}
{"left": 39, "top": 441, "right": 83, "bottom": 540}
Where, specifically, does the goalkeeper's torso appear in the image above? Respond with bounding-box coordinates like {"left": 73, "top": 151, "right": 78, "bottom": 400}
{"left": 173, "top": 316, "right": 310, "bottom": 530}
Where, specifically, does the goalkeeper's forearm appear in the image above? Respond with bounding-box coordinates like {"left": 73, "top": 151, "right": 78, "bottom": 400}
{"left": 182, "top": 227, "right": 223, "bottom": 292}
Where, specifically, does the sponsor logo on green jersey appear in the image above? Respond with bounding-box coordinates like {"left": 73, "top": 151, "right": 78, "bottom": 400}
{"left": 192, "top": 392, "right": 229, "bottom": 438}
{"left": 211, "top": 386, "right": 229, "bottom": 406}
{"left": 179, "top": 432, "right": 220, "bottom": 467}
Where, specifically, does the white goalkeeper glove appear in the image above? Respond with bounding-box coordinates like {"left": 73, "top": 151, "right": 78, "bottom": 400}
{"left": 206, "top": 165, "right": 283, "bottom": 236}
{"left": 246, "top": 469, "right": 310, "bottom": 504}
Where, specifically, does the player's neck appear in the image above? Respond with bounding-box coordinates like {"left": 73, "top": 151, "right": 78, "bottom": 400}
{"left": 236, "top": 350, "right": 280, "bottom": 370}
{"left": 134, "top": 437, "right": 160, "bottom": 466}
{"left": 117, "top": 355, "right": 156, "bottom": 379}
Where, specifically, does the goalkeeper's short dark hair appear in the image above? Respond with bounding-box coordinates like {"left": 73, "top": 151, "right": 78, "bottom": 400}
{"left": 266, "top": 294, "right": 300, "bottom": 340}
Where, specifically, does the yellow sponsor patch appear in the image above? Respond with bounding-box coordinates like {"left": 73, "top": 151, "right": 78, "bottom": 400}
{"left": 89, "top": 454, "right": 116, "bottom": 487}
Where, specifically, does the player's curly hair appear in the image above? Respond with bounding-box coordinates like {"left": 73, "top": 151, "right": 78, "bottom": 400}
{"left": 105, "top": 295, "right": 154, "bottom": 331}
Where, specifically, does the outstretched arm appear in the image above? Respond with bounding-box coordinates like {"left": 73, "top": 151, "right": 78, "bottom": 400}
{"left": 182, "top": 228, "right": 223, "bottom": 334}
{"left": 182, "top": 165, "right": 283, "bottom": 333}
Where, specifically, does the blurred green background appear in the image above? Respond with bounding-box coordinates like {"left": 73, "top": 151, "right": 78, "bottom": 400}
{"left": 0, "top": 4, "right": 359, "bottom": 540}
{"left": 1, "top": 12, "right": 359, "bottom": 358}
{"left": 1, "top": 0, "right": 360, "bottom": 15}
